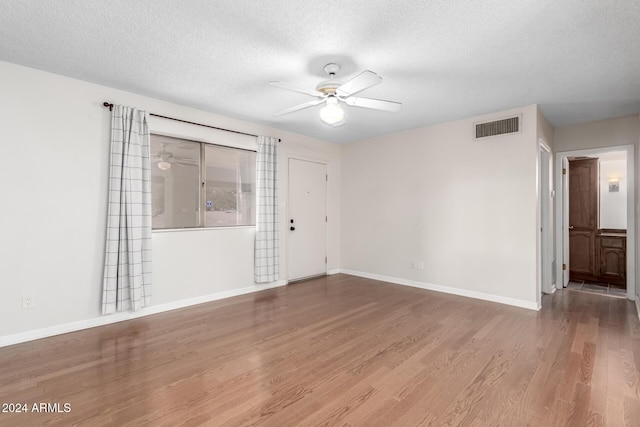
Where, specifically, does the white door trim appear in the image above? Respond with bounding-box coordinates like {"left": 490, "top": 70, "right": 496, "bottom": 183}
{"left": 561, "top": 156, "right": 570, "bottom": 287}
{"left": 554, "top": 144, "right": 636, "bottom": 300}
{"left": 286, "top": 156, "right": 329, "bottom": 282}
{"left": 537, "top": 139, "right": 554, "bottom": 299}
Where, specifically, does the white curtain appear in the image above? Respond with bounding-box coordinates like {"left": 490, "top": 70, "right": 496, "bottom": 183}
{"left": 102, "top": 105, "right": 152, "bottom": 314}
{"left": 255, "top": 136, "right": 279, "bottom": 283}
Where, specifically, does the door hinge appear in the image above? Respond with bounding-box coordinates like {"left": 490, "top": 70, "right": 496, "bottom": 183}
{"left": 326, "top": 174, "right": 328, "bottom": 182}
{"left": 562, "top": 168, "right": 566, "bottom": 175}
{"left": 562, "top": 263, "right": 566, "bottom": 270}
{"left": 326, "top": 216, "right": 327, "bottom": 222}
{"left": 325, "top": 256, "right": 327, "bottom": 263}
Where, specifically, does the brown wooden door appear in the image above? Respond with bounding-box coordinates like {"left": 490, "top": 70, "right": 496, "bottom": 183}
{"left": 568, "top": 158, "right": 598, "bottom": 281}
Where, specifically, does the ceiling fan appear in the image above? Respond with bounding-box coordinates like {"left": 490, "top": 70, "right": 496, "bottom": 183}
{"left": 270, "top": 63, "right": 401, "bottom": 127}
{"left": 152, "top": 143, "right": 192, "bottom": 170}
{"left": 152, "top": 144, "right": 173, "bottom": 170}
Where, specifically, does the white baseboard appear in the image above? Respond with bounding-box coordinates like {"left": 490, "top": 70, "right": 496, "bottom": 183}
{"left": 1, "top": 269, "right": 544, "bottom": 347}
{"left": 340, "top": 269, "right": 540, "bottom": 311}
{"left": 0, "top": 280, "right": 287, "bottom": 348}
{"left": 636, "top": 298, "right": 640, "bottom": 323}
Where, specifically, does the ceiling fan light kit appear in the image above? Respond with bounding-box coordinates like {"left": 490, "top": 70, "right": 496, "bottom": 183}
{"left": 270, "top": 63, "right": 401, "bottom": 127}
{"left": 157, "top": 160, "right": 171, "bottom": 171}
{"left": 319, "top": 96, "right": 345, "bottom": 126}
{"left": 154, "top": 143, "right": 174, "bottom": 170}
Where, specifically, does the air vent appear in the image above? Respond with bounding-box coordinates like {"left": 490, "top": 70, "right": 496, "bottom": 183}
{"left": 475, "top": 116, "right": 520, "bottom": 139}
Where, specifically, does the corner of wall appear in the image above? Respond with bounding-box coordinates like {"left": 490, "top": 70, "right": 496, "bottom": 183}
{"left": 536, "top": 106, "right": 555, "bottom": 151}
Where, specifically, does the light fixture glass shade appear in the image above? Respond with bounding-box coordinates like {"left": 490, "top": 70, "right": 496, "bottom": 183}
{"left": 320, "top": 97, "right": 345, "bottom": 125}
{"left": 157, "top": 161, "right": 171, "bottom": 171}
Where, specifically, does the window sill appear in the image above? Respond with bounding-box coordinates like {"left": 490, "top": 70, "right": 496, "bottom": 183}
{"left": 152, "top": 225, "right": 256, "bottom": 233}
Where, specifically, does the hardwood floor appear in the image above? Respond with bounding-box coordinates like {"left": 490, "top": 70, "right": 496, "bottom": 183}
{"left": 1, "top": 274, "right": 640, "bottom": 426}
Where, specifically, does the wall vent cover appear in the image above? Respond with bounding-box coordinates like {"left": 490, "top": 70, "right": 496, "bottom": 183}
{"left": 475, "top": 116, "right": 520, "bottom": 139}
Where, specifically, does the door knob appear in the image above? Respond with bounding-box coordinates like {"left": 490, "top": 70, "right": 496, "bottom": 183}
{"left": 569, "top": 225, "right": 574, "bottom": 229}
{"left": 290, "top": 226, "right": 295, "bottom": 231}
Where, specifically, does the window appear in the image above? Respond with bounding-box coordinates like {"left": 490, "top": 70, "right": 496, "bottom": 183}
{"left": 204, "top": 144, "right": 256, "bottom": 227}
{"left": 150, "top": 134, "right": 256, "bottom": 229}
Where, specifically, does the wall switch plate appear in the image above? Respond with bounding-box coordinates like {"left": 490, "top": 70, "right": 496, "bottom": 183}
{"left": 22, "top": 294, "right": 35, "bottom": 309}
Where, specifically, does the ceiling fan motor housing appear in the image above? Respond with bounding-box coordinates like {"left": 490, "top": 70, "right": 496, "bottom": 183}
{"left": 316, "top": 79, "right": 342, "bottom": 94}
{"left": 316, "top": 63, "right": 342, "bottom": 94}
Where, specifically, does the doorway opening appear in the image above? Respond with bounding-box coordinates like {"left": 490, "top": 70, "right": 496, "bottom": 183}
{"left": 554, "top": 145, "right": 636, "bottom": 300}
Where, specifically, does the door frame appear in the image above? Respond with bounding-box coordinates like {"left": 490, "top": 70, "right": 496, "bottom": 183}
{"left": 561, "top": 156, "right": 570, "bottom": 286}
{"left": 554, "top": 144, "right": 636, "bottom": 300}
{"left": 286, "top": 155, "right": 329, "bottom": 282}
{"left": 537, "top": 139, "right": 554, "bottom": 296}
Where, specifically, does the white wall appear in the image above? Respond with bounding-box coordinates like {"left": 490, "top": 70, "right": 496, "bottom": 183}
{"left": 599, "top": 158, "right": 627, "bottom": 229}
{"left": 341, "top": 105, "right": 540, "bottom": 309}
{"left": 537, "top": 108, "right": 555, "bottom": 151}
{"left": 0, "top": 60, "right": 341, "bottom": 343}
{"left": 554, "top": 115, "right": 639, "bottom": 153}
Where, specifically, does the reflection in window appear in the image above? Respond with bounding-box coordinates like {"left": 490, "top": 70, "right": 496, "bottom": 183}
{"left": 150, "top": 134, "right": 256, "bottom": 229}
{"left": 205, "top": 144, "right": 256, "bottom": 227}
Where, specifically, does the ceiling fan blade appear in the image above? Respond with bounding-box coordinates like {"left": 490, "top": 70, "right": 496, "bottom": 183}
{"left": 344, "top": 96, "right": 402, "bottom": 112}
{"left": 273, "top": 98, "right": 326, "bottom": 116}
{"left": 336, "top": 71, "right": 382, "bottom": 97}
{"left": 269, "top": 81, "right": 324, "bottom": 97}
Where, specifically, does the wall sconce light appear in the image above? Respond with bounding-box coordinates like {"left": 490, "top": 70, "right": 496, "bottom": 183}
{"left": 608, "top": 177, "right": 619, "bottom": 192}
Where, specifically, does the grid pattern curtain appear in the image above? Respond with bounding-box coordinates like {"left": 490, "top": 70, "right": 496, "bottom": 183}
{"left": 102, "top": 105, "right": 152, "bottom": 314}
{"left": 254, "top": 136, "right": 279, "bottom": 283}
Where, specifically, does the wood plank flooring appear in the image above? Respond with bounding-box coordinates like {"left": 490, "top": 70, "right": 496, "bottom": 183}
{"left": 1, "top": 274, "right": 640, "bottom": 426}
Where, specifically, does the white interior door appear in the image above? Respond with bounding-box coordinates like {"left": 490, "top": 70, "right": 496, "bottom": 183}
{"left": 288, "top": 159, "right": 327, "bottom": 281}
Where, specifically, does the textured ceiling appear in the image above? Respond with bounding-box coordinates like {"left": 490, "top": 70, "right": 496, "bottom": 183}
{"left": 1, "top": 0, "right": 639, "bottom": 144}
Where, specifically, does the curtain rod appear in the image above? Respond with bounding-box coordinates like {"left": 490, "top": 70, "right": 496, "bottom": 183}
{"left": 103, "top": 102, "right": 279, "bottom": 141}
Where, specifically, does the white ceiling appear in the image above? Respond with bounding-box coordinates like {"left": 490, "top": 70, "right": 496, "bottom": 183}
{"left": 1, "top": 0, "right": 639, "bottom": 144}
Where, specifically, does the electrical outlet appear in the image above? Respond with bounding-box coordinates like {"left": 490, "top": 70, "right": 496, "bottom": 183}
{"left": 410, "top": 260, "right": 416, "bottom": 269}
{"left": 416, "top": 260, "right": 424, "bottom": 270}
{"left": 22, "top": 294, "right": 35, "bottom": 309}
